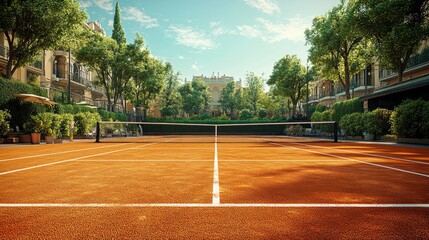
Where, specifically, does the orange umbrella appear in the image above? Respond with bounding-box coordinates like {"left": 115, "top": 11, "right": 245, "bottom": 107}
{"left": 14, "top": 94, "right": 57, "bottom": 105}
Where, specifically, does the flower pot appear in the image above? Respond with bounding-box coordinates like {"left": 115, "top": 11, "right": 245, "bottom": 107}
{"left": 45, "top": 135, "right": 54, "bottom": 144}
{"left": 31, "top": 133, "right": 41, "bottom": 144}
{"left": 19, "top": 134, "right": 31, "bottom": 143}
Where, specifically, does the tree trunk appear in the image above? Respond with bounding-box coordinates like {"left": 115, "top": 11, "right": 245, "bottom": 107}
{"left": 343, "top": 57, "right": 351, "bottom": 100}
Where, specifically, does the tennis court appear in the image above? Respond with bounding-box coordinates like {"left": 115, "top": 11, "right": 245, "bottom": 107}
{"left": 1, "top": 124, "right": 429, "bottom": 239}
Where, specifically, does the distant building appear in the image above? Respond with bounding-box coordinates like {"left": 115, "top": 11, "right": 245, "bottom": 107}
{"left": 193, "top": 73, "right": 241, "bottom": 116}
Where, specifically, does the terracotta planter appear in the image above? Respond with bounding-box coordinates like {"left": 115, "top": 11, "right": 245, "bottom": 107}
{"left": 45, "top": 135, "right": 54, "bottom": 144}
{"left": 19, "top": 134, "right": 31, "bottom": 143}
{"left": 31, "top": 133, "right": 41, "bottom": 144}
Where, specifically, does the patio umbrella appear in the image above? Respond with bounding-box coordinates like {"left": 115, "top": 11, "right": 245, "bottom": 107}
{"left": 14, "top": 94, "right": 57, "bottom": 105}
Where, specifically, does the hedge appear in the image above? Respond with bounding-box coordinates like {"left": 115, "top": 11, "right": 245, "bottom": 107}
{"left": 0, "top": 77, "right": 49, "bottom": 130}
{"left": 390, "top": 99, "right": 429, "bottom": 139}
{"left": 332, "top": 98, "right": 363, "bottom": 122}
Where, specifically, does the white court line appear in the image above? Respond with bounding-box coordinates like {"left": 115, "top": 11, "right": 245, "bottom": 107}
{"left": 271, "top": 143, "right": 429, "bottom": 178}
{"left": 0, "top": 143, "right": 132, "bottom": 163}
{"left": 0, "top": 203, "right": 428, "bottom": 208}
{"left": 219, "top": 160, "right": 345, "bottom": 162}
{"left": 212, "top": 139, "right": 220, "bottom": 205}
{"left": 0, "top": 143, "right": 159, "bottom": 176}
{"left": 78, "top": 159, "right": 213, "bottom": 162}
{"left": 294, "top": 142, "right": 429, "bottom": 166}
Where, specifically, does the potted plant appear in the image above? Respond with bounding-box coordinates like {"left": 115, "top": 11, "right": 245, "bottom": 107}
{"left": 0, "top": 110, "right": 11, "bottom": 143}
{"left": 25, "top": 115, "right": 43, "bottom": 144}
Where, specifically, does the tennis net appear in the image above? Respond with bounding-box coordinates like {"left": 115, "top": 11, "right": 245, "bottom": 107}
{"left": 95, "top": 121, "right": 338, "bottom": 144}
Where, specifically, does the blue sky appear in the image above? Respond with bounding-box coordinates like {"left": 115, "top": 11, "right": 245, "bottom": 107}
{"left": 80, "top": 0, "right": 340, "bottom": 83}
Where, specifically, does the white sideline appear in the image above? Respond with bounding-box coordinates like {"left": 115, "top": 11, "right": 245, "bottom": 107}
{"left": 295, "top": 142, "right": 429, "bottom": 166}
{"left": 0, "top": 143, "right": 159, "bottom": 176}
{"left": 270, "top": 143, "right": 429, "bottom": 178}
{"left": 0, "top": 203, "right": 428, "bottom": 208}
{"left": 0, "top": 143, "right": 131, "bottom": 163}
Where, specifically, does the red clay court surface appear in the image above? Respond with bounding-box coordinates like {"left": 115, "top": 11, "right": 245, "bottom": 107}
{"left": 0, "top": 138, "right": 428, "bottom": 239}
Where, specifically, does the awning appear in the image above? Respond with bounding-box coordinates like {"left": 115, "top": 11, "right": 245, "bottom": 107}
{"left": 14, "top": 94, "right": 57, "bottom": 105}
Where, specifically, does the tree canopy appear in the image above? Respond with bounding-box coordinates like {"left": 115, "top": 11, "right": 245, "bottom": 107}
{"left": 268, "top": 55, "right": 307, "bottom": 118}
{"left": 305, "top": 1, "right": 371, "bottom": 99}
{"left": 0, "top": 0, "right": 87, "bottom": 79}
{"left": 355, "top": 0, "right": 429, "bottom": 82}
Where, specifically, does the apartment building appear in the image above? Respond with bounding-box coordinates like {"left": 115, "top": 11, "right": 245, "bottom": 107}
{"left": 193, "top": 73, "right": 241, "bottom": 116}
{"left": 0, "top": 21, "right": 110, "bottom": 110}
{"left": 307, "top": 43, "right": 429, "bottom": 113}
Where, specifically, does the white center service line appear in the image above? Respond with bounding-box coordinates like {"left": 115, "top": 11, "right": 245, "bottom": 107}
{"left": 270, "top": 143, "right": 429, "bottom": 178}
{"left": 0, "top": 143, "right": 159, "bottom": 176}
{"left": 0, "top": 203, "right": 428, "bottom": 208}
{"left": 212, "top": 138, "right": 220, "bottom": 205}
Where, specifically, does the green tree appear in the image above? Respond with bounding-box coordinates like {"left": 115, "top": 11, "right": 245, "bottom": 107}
{"left": 75, "top": 33, "right": 117, "bottom": 111}
{"left": 132, "top": 56, "right": 166, "bottom": 120}
{"left": 219, "top": 81, "right": 240, "bottom": 118}
{"left": 179, "top": 79, "right": 210, "bottom": 116}
{"left": 160, "top": 63, "right": 181, "bottom": 118}
{"left": 268, "top": 55, "right": 307, "bottom": 118}
{"left": 111, "top": 0, "right": 126, "bottom": 46}
{"left": 243, "top": 72, "right": 265, "bottom": 114}
{"left": 305, "top": 1, "right": 371, "bottom": 99}
{"left": 355, "top": 0, "right": 429, "bottom": 82}
{"left": 0, "top": 0, "right": 87, "bottom": 79}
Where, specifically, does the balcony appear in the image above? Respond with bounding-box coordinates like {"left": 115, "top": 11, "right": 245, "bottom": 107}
{"left": 379, "top": 47, "right": 429, "bottom": 82}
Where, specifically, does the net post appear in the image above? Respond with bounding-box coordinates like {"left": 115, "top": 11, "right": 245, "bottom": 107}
{"left": 95, "top": 121, "right": 100, "bottom": 143}
{"left": 333, "top": 121, "right": 338, "bottom": 142}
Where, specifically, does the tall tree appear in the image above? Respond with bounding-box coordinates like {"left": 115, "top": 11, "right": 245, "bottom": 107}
{"left": 132, "top": 56, "right": 166, "bottom": 120}
{"left": 355, "top": 0, "right": 429, "bottom": 82}
{"left": 305, "top": 1, "right": 371, "bottom": 99}
{"left": 243, "top": 72, "right": 265, "bottom": 114}
{"left": 160, "top": 63, "right": 181, "bottom": 118}
{"left": 268, "top": 55, "right": 307, "bottom": 118}
{"left": 75, "top": 33, "right": 117, "bottom": 111}
{"left": 0, "top": 0, "right": 87, "bottom": 79}
{"left": 112, "top": 0, "right": 126, "bottom": 45}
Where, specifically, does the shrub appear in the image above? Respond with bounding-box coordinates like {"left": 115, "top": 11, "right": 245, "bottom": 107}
{"left": 390, "top": 99, "right": 429, "bottom": 138}
{"left": 74, "top": 112, "right": 101, "bottom": 136}
{"left": 60, "top": 113, "right": 74, "bottom": 138}
{"left": 286, "top": 124, "right": 303, "bottom": 136}
{"left": 258, "top": 108, "right": 268, "bottom": 119}
{"left": 239, "top": 109, "right": 254, "bottom": 120}
{"left": 0, "top": 109, "right": 11, "bottom": 137}
{"left": 339, "top": 112, "right": 365, "bottom": 137}
{"left": 367, "top": 108, "right": 392, "bottom": 137}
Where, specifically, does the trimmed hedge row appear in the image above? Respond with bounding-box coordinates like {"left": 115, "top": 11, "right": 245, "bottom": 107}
{"left": 332, "top": 97, "right": 363, "bottom": 122}
{"left": 55, "top": 104, "right": 127, "bottom": 121}
{"left": 0, "top": 77, "right": 49, "bottom": 130}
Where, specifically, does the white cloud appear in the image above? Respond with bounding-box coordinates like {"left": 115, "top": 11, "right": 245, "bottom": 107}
{"left": 108, "top": 20, "right": 113, "bottom": 28}
{"left": 244, "top": 0, "right": 280, "bottom": 15}
{"left": 236, "top": 25, "right": 261, "bottom": 38}
{"left": 257, "top": 16, "right": 310, "bottom": 42}
{"left": 168, "top": 26, "right": 215, "bottom": 50}
{"left": 192, "top": 64, "right": 200, "bottom": 70}
{"left": 212, "top": 28, "right": 226, "bottom": 36}
{"left": 210, "top": 22, "right": 221, "bottom": 28}
{"left": 123, "top": 7, "right": 158, "bottom": 28}
{"left": 93, "top": 0, "right": 113, "bottom": 11}
{"left": 178, "top": 55, "right": 185, "bottom": 59}
{"left": 79, "top": 1, "right": 92, "bottom": 8}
